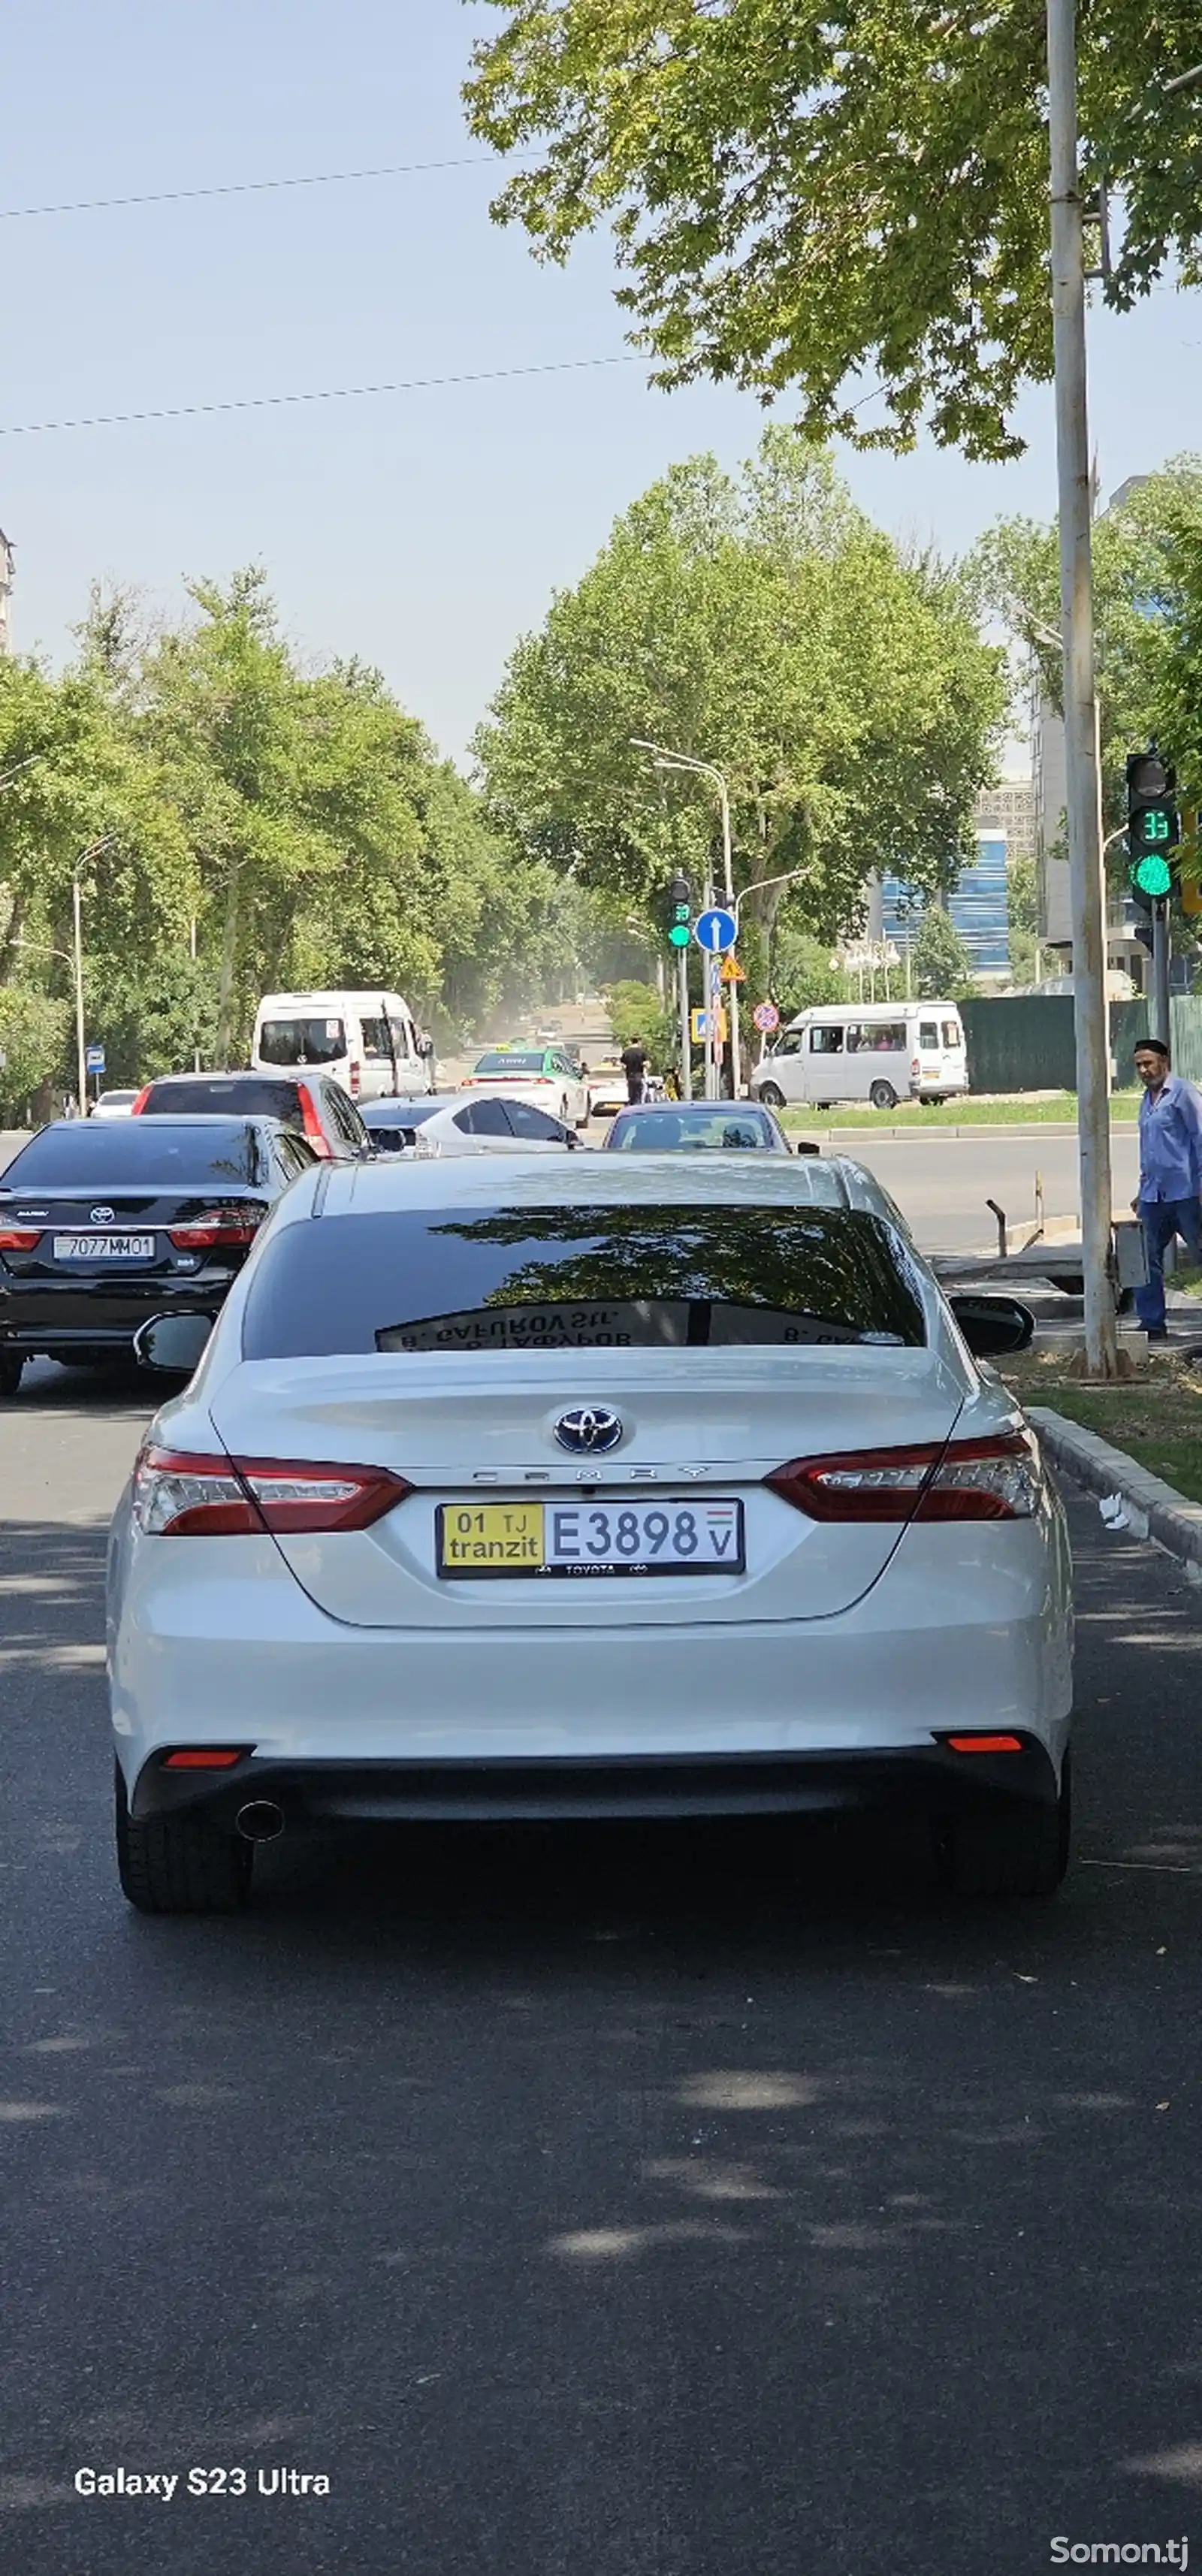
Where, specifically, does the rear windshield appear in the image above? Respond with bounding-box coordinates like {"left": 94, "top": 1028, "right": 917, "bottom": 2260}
{"left": 363, "top": 1098, "right": 442, "bottom": 1125}
{"left": 473, "top": 1052, "right": 545, "bottom": 1074}
{"left": 258, "top": 1016, "right": 346, "bottom": 1067}
{"left": 609, "top": 1109, "right": 781, "bottom": 1150}
{"left": 143, "top": 1077, "right": 298, "bottom": 1119}
{"left": 241, "top": 1204, "right": 926, "bottom": 1357}
{"left": 5, "top": 1122, "right": 264, "bottom": 1187}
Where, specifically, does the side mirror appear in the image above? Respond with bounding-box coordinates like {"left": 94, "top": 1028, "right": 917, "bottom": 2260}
{"left": 795, "top": 1138, "right": 820, "bottom": 1156}
{"left": 948, "top": 1293, "right": 1035, "bottom": 1357}
{"left": 132, "top": 1312, "right": 215, "bottom": 1375}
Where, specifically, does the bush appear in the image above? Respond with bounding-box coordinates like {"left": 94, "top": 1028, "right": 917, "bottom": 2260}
{"left": 0, "top": 986, "right": 71, "bottom": 1119}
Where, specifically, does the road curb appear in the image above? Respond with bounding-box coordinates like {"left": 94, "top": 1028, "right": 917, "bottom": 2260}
{"left": 1028, "top": 1404, "right": 1202, "bottom": 1575}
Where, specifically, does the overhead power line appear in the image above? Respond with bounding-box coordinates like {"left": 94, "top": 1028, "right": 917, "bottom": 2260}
{"left": 0, "top": 352, "right": 643, "bottom": 439}
{"left": 0, "top": 151, "right": 523, "bottom": 224}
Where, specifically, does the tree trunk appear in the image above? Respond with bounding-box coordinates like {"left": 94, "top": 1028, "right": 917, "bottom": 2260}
{"left": 214, "top": 859, "right": 241, "bottom": 1069}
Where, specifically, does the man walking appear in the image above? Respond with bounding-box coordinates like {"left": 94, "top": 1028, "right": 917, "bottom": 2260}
{"left": 1133, "top": 1037, "right": 1202, "bottom": 1340}
{"left": 621, "top": 1039, "right": 648, "bottom": 1106}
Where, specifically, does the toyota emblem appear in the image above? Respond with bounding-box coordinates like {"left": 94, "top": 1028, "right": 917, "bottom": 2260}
{"left": 554, "top": 1406, "right": 624, "bottom": 1456}
{"left": 89, "top": 1204, "right": 116, "bottom": 1224}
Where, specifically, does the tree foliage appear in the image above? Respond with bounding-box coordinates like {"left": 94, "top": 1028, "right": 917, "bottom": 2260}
{"left": 0, "top": 568, "right": 596, "bottom": 1090}
{"left": 910, "top": 904, "right": 976, "bottom": 1001}
{"left": 475, "top": 431, "right": 1004, "bottom": 947}
{"left": 464, "top": 0, "right": 1202, "bottom": 460}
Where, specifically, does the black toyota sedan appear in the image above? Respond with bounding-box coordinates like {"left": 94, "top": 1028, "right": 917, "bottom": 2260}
{"left": 0, "top": 1116, "right": 316, "bottom": 1394}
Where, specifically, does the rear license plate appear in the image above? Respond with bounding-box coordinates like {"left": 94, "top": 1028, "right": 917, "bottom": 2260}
{"left": 436, "top": 1499, "right": 745, "bottom": 1579}
{"left": 52, "top": 1234, "right": 156, "bottom": 1260}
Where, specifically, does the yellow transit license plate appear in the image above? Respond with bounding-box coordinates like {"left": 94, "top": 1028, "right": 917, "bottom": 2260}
{"left": 436, "top": 1498, "right": 744, "bottom": 1579}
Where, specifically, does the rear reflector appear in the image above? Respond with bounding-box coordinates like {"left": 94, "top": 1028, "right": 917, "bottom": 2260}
{"left": 162, "top": 1748, "right": 247, "bottom": 1769}
{"left": 132, "top": 1445, "right": 412, "bottom": 1537}
{"left": 0, "top": 1227, "right": 41, "bottom": 1251}
{"left": 767, "top": 1430, "right": 1041, "bottom": 1522}
{"left": 944, "top": 1734, "right": 1025, "bottom": 1754}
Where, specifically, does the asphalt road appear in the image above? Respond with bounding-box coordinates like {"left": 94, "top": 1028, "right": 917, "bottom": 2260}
{"left": 818, "top": 1128, "right": 1143, "bottom": 1253}
{"left": 2, "top": 1366, "right": 1202, "bottom": 2574}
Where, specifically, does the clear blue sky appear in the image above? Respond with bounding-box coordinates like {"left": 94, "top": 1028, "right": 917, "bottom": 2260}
{"left": 4, "top": 0, "right": 1200, "bottom": 762}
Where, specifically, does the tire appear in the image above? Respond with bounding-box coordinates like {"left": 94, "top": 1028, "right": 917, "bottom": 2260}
{"left": 940, "top": 1755, "right": 1071, "bottom": 1900}
{"left": 868, "top": 1080, "right": 898, "bottom": 1110}
{"left": 0, "top": 1354, "right": 23, "bottom": 1398}
{"left": 115, "top": 1763, "right": 253, "bottom": 1915}
{"left": 757, "top": 1081, "right": 786, "bottom": 1110}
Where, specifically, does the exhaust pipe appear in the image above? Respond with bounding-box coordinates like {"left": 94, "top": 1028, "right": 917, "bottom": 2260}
{"left": 235, "top": 1799, "right": 285, "bottom": 1844}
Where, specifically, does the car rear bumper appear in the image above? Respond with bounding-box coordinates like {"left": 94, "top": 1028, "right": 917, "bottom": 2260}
{"left": 128, "top": 1738, "right": 1061, "bottom": 1825}
{"left": 0, "top": 1275, "right": 232, "bottom": 1351}
{"left": 110, "top": 1520, "right": 1074, "bottom": 1804}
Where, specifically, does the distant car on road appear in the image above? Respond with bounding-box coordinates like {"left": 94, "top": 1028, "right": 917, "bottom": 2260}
{"left": 107, "top": 1152, "right": 1068, "bottom": 1913}
{"left": 250, "top": 988, "right": 434, "bottom": 1101}
{"left": 604, "top": 1102, "right": 793, "bottom": 1153}
{"left": 584, "top": 1056, "right": 635, "bottom": 1120}
{"left": 361, "top": 1094, "right": 579, "bottom": 1156}
{"left": 91, "top": 1089, "right": 140, "bottom": 1120}
{"left": 750, "top": 1002, "right": 968, "bottom": 1112}
{"left": 133, "top": 1071, "right": 371, "bottom": 1162}
{"left": 0, "top": 1115, "right": 315, "bottom": 1394}
{"left": 461, "top": 1047, "right": 588, "bottom": 1128}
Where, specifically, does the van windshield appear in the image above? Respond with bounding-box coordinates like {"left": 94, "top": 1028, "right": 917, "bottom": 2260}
{"left": 258, "top": 1016, "right": 346, "bottom": 1068}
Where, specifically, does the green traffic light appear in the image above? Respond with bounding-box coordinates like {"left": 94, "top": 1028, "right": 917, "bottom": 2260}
{"left": 667, "top": 924, "right": 690, "bottom": 947}
{"left": 1131, "top": 852, "right": 1173, "bottom": 898}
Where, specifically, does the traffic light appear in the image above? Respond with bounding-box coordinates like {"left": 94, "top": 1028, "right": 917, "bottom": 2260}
{"left": 1126, "top": 747, "right": 1179, "bottom": 901}
{"left": 665, "top": 872, "right": 692, "bottom": 947}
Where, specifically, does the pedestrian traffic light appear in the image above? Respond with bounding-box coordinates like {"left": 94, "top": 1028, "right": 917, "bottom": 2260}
{"left": 664, "top": 873, "right": 692, "bottom": 947}
{"left": 1126, "top": 747, "right": 1179, "bottom": 901}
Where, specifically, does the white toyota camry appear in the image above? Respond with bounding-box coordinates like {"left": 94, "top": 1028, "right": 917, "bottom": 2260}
{"left": 107, "top": 1155, "right": 1073, "bottom": 1913}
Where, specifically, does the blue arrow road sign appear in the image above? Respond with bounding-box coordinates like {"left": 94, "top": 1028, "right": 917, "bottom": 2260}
{"left": 693, "top": 906, "right": 737, "bottom": 954}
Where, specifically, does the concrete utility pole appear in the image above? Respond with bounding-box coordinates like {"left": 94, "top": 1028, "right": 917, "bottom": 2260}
{"left": 0, "top": 530, "right": 15, "bottom": 655}
{"left": 1046, "top": 0, "right": 1118, "bottom": 1376}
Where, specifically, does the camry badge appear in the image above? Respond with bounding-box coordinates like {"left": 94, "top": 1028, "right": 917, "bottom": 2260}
{"left": 554, "top": 1406, "right": 624, "bottom": 1456}
{"left": 89, "top": 1205, "right": 116, "bottom": 1225}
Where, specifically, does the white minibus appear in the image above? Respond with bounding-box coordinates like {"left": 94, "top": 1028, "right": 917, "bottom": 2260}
{"left": 250, "top": 990, "right": 434, "bottom": 1102}
{"left": 750, "top": 1001, "right": 968, "bottom": 1111}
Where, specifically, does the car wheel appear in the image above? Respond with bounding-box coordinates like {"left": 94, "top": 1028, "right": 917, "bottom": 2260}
{"left": 0, "top": 1354, "right": 23, "bottom": 1398}
{"left": 115, "top": 1762, "right": 253, "bottom": 1914}
{"left": 938, "top": 1754, "right": 1071, "bottom": 1899}
{"left": 868, "top": 1080, "right": 898, "bottom": 1110}
{"left": 757, "top": 1082, "right": 786, "bottom": 1110}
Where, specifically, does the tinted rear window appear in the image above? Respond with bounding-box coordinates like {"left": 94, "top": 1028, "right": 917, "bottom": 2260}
{"left": 609, "top": 1109, "right": 782, "bottom": 1150}
{"left": 242, "top": 1204, "right": 926, "bottom": 1357}
{"left": 258, "top": 1016, "right": 346, "bottom": 1066}
{"left": 144, "top": 1077, "right": 299, "bottom": 1119}
{"left": 5, "top": 1122, "right": 264, "bottom": 1187}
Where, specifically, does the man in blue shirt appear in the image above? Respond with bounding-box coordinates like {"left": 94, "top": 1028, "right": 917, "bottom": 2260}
{"left": 1134, "top": 1037, "right": 1202, "bottom": 1337}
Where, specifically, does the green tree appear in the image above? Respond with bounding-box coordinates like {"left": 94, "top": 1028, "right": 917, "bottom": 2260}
{"left": 911, "top": 905, "right": 975, "bottom": 1000}
{"left": 476, "top": 430, "right": 1004, "bottom": 948}
{"left": 0, "top": 987, "right": 70, "bottom": 1119}
{"left": 769, "top": 923, "right": 849, "bottom": 1016}
{"left": 464, "top": 2, "right": 1202, "bottom": 461}
{"left": 603, "top": 978, "right": 675, "bottom": 1062}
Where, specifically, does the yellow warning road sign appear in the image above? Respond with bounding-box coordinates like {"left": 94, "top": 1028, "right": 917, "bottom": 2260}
{"left": 718, "top": 953, "right": 745, "bottom": 983}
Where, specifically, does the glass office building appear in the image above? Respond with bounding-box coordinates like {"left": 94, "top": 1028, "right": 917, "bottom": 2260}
{"left": 880, "top": 833, "right": 1010, "bottom": 980}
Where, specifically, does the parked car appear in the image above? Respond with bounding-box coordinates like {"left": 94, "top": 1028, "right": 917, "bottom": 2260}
{"left": 132, "top": 1071, "right": 371, "bottom": 1161}
{"left": 750, "top": 1003, "right": 968, "bottom": 1112}
{"left": 361, "top": 1094, "right": 579, "bottom": 1156}
{"left": 250, "top": 988, "right": 434, "bottom": 1100}
{"left": 91, "top": 1089, "right": 140, "bottom": 1120}
{"left": 0, "top": 1116, "right": 315, "bottom": 1394}
{"left": 461, "top": 1047, "right": 588, "bottom": 1128}
{"left": 604, "top": 1102, "right": 793, "bottom": 1152}
{"left": 109, "top": 1151, "right": 1068, "bottom": 1913}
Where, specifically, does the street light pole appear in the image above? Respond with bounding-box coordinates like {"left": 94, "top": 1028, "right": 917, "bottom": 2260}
{"left": 630, "top": 740, "right": 738, "bottom": 1099}
{"left": 70, "top": 835, "right": 117, "bottom": 1110}
{"left": 1046, "top": 0, "right": 1118, "bottom": 1376}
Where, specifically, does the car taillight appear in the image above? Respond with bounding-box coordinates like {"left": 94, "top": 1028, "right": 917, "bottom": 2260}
{"left": 766, "top": 1430, "right": 1041, "bottom": 1522}
{"left": 132, "top": 1446, "right": 412, "bottom": 1537}
{"left": 168, "top": 1205, "right": 266, "bottom": 1249}
{"left": 130, "top": 1085, "right": 151, "bottom": 1115}
{"left": 297, "top": 1090, "right": 331, "bottom": 1156}
{"left": 0, "top": 1227, "right": 42, "bottom": 1251}
{"left": 911, "top": 1057, "right": 920, "bottom": 1076}
{"left": 349, "top": 1060, "right": 361, "bottom": 1095}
